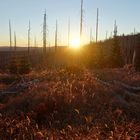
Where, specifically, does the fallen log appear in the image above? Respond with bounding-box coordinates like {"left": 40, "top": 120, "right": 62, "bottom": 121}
{"left": 92, "top": 73, "right": 140, "bottom": 94}
{"left": 113, "top": 80, "right": 140, "bottom": 93}
{"left": 0, "top": 79, "right": 39, "bottom": 98}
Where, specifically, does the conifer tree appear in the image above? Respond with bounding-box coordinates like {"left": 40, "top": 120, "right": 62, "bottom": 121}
{"left": 110, "top": 21, "right": 123, "bottom": 67}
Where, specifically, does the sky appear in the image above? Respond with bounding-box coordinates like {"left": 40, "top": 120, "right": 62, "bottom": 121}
{"left": 0, "top": 0, "right": 139, "bottom": 47}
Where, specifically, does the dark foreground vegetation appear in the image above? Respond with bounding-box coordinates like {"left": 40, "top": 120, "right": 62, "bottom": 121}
{"left": 0, "top": 66, "right": 140, "bottom": 139}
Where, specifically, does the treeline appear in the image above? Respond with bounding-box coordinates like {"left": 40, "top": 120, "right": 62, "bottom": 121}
{"left": 91, "top": 33, "right": 140, "bottom": 70}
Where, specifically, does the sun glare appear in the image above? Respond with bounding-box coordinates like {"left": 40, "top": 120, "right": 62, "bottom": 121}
{"left": 70, "top": 38, "right": 80, "bottom": 49}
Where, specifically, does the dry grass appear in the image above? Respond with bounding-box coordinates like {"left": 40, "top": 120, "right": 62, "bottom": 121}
{"left": 0, "top": 67, "right": 140, "bottom": 139}
{"left": 93, "top": 66, "right": 140, "bottom": 86}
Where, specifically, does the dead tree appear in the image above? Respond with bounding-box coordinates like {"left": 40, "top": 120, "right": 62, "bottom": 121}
{"left": 43, "top": 10, "right": 47, "bottom": 54}
{"left": 14, "top": 31, "right": 17, "bottom": 52}
{"left": 28, "top": 20, "right": 31, "bottom": 54}
{"left": 96, "top": 8, "right": 99, "bottom": 43}
{"left": 106, "top": 31, "right": 108, "bottom": 40}
{"left": 80, "top": 0, "right": 83, "bottom": 46}
{"left": 9, "top": 20, "right": 12, "bottom": 51}
{"left": 90, "top": 28, "right": 93, "bottom": 44}
{"left": 114, "top": 20, "right": 117, "bottom": 37}
{"left": 55, "top": 20, "right": 58, "bottom": 51}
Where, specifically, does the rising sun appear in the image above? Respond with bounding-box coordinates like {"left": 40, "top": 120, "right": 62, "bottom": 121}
{"left": 70, "top": 38, "right": 80, "bottom": 49}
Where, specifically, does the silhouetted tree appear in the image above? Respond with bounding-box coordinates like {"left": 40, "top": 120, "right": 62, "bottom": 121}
{"left": 110, "top": 21, "right": 123, "bottom": 67}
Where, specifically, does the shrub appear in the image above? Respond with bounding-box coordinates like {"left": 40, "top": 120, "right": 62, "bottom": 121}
{"left": 9, "top": 55, "right": 31, "bottom": 74}
{"left": 18, "top": 56, "right": 31, "bottom": 74}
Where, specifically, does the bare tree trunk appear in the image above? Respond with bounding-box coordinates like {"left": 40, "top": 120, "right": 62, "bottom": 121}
{"left": 96, "top": 8, "right": 99, "bottom": 43}
{"left": 28, "top": 20, "right": 31, "bottom": 54}
{"left": 55, "top": 20, "right": 58, "bottom": 52}
{"left": 14, "top": 31, "right": 17, "bottom": 52}
{"left": 90, "top": 28, "right": 93, "bottom": 44}
{"left": 106, "top": 31, "right": 108, "bottom": 40}
{"left": 43, "top": 10, "right": 47, "bottom": 54}
{"left": 9, "top": 20, "right": 12, "bottom": 52}
{"left": 80, "top": 0, "right": 83, "bottom": 46}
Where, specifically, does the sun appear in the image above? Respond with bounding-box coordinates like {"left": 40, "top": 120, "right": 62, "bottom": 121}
{"left": 70, "top": 38, "right": 80, "bottom": 49}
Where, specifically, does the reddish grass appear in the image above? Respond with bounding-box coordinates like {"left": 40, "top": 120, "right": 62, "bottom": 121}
{"left": 0, "top": 67, "right": 140, "bottom": 139}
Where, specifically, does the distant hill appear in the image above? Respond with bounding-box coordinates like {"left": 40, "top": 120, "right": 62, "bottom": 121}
{"left": 0, "top": 46, "right": 66, "bottom": 52}
{"left": 0, "top": 46, "right": 33, "bottom": 51}
{"left": 0, "top": 46, "right": 51, "bottom": 52}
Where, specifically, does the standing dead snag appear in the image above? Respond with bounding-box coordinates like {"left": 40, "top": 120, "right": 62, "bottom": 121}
{"left": 55, "top": 20, "right": 58, "bottom": 51}
{"left": 133, "top": 34, "right": 140, "bottom": 71}
{"left": 96, "top": 8, "right": 99, "bottom": 43}
{"left": 90, "top": 28, "right": 93, "bottom": 44}
{"left": 80, "top": 0, "right": 83, "bottom": 46}
{"left": 14, "top": 31, "right": 17, "bottom": 52}
{"left": 43, "top": 10, "right": 47, "bottom": 55}
{"left": 28, "top": 20, "right": 31, "bottom": 54}
{"left": 9, "top": 20, "right": 12, "bottom": 52}
{"left": 106, "top": 31, "right": 108, "bottom": 40}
